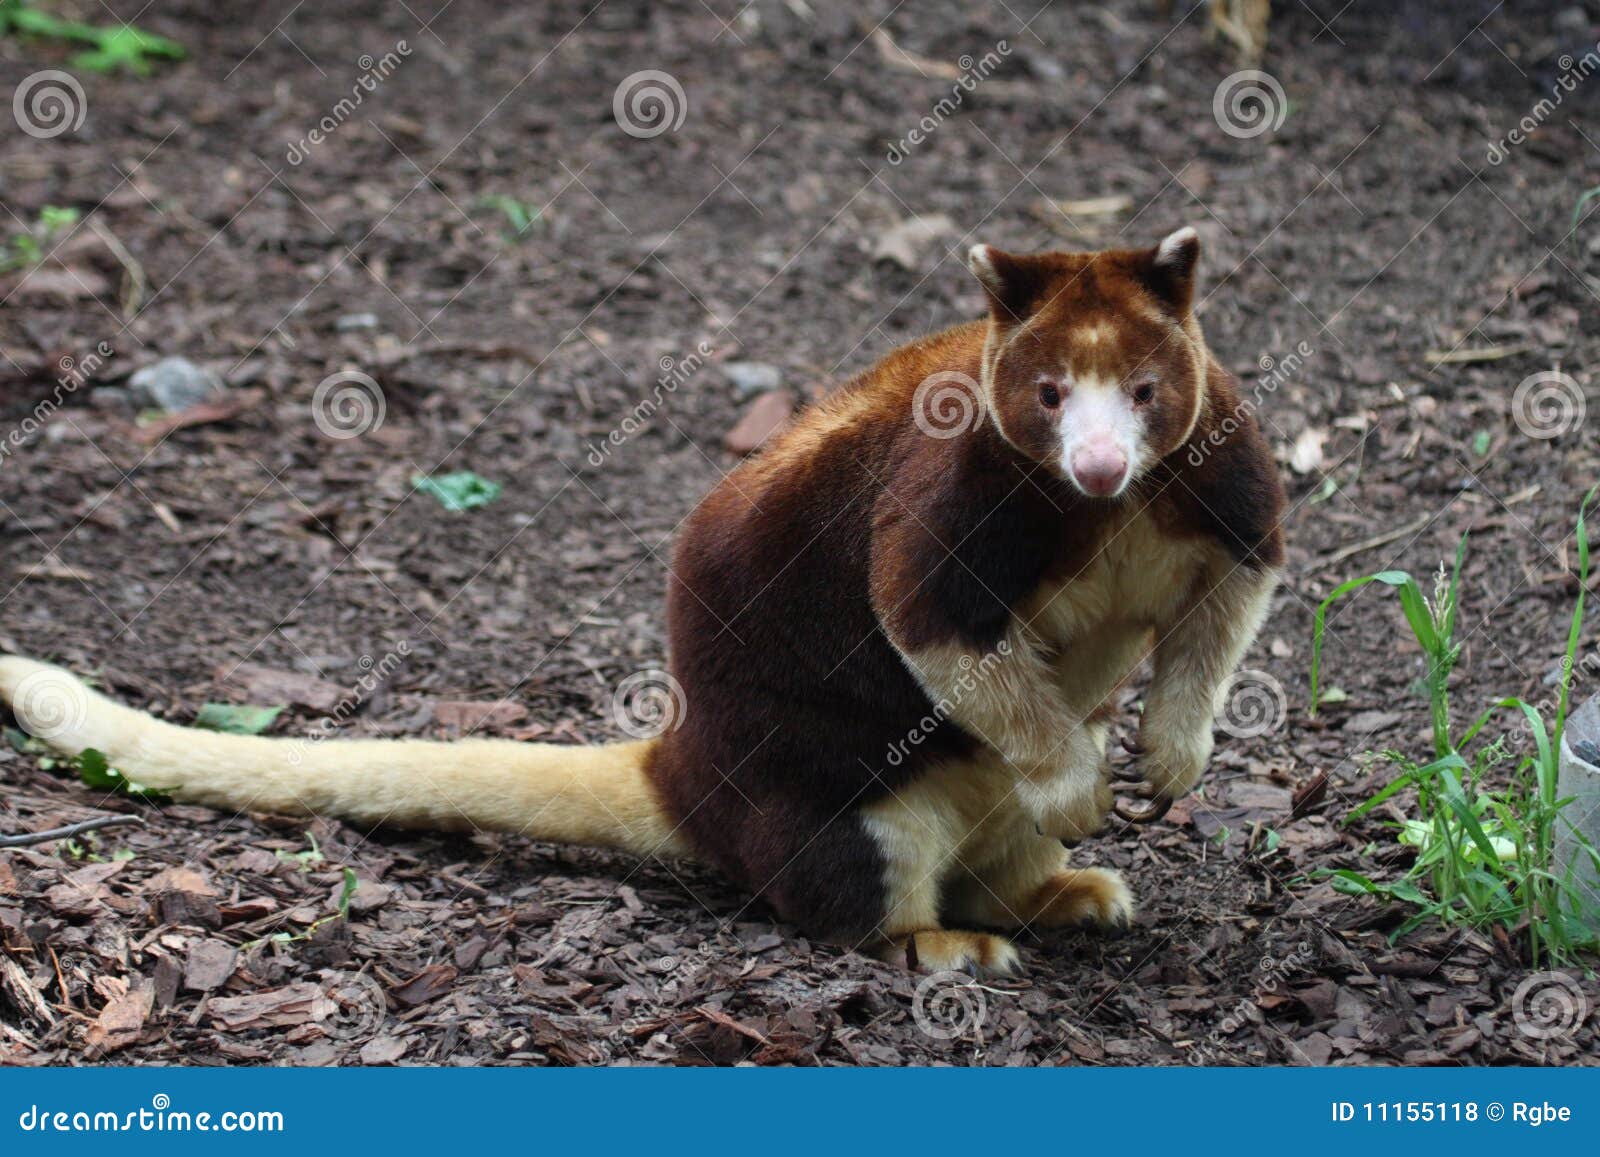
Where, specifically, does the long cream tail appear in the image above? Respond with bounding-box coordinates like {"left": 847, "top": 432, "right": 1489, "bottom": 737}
{"left": 0, "top": 656, "right": 689, "bottom": 859}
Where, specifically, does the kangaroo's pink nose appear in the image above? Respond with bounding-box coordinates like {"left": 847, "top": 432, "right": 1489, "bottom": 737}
{"left": 1071, "top": 447, "right": 1128, "bottom": 496}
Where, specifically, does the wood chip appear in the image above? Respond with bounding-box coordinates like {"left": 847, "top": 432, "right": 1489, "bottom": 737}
{"left": 85, "top": 981, "right": 153, "bottom": 1057}
{"left": 0, "top": 954, "right": 55, "bottom": 1026}
{"left": 213, "top": 662, "right": 346, "bottom": 713}
{"left": 209, "top": 983, "right": 334, "bottom": 1030}
{"left": 1423, "top": 344, "right": 1530, "bottom": 365}
{"left": 359, "top": 1035, "right": 408, "bottom": 1065}
{"left": 388, "top": 963, "right": 457, "bottom": 1007}
{"left": 183, "top": 939, "right": 239, "bottom": 991}
{"left": 432, "top": 700, "right": 527, "bottom": 732}
{"left": 724, "top": 391, "right": 795, "bottom": 455}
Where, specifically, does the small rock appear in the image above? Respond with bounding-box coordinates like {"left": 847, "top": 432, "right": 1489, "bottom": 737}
{"left": 335, "top": 877, "right": 393, "bottom": 914}
{"left": 1287, "top": 427, "right": 1326, "bottom": 474}
{"left": 90, "top": 386, "right": 134, "bottom": 410}
{"left": 336, "top": 312, "right": 380, "bottom": 332}
{"left": 724, "top": 390, "right": 794, "bottom": 455}
{"left": 129, "top": 357, "right": 224, "bottom": 412}
{"left": 872, "top": 213, "right": 955, "bottom": 270}
{"left": 723, "top": 361, "right": 782, "bottom": 396}
{"left": 1341, "top": 710, "right": 1404, "bottom": 736}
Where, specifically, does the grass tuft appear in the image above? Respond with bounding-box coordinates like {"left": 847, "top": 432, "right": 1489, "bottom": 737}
{"left": 1309, "top": 486, "right": 1600, "bottom": 966}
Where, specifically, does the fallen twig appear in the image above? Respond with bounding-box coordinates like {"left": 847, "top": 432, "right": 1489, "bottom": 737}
{"left": 0, "top": 814, "right": 146, "bottom": 849}
{"left": 1303, "top": 512, "right": 1434, "bottom": 574}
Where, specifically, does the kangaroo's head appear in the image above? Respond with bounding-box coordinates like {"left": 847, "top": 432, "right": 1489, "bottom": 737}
{"left": 967, "top": 228, "right": 1209, "bottom": 499}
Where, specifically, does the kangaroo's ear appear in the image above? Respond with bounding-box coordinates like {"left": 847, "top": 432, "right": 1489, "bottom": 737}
{"left": 1138, "top": 226, "right": 1201, "bottom": 316}
{"left": 968, "top": 244, "right": 1051, "bottom": 324}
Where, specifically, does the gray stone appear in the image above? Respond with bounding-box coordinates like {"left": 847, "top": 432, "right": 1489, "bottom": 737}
{"left": 723, "top": 361, "right": 782, "bottom": 396}
{"left": 128, "top": 357, "right": 223, "bottom": 412}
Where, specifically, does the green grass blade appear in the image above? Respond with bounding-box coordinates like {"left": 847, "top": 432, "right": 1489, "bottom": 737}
{"left": 1309, "top": 570, "right": 1420, "bottom": 714}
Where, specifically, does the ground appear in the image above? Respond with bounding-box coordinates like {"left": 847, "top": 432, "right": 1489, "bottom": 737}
{"left": 2, "top": 0, "right": 1599, "bottom": 1066}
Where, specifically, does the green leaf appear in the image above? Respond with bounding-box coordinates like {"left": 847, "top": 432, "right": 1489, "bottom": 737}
{"left": 1470, "top": 429, "right": 1491, "bottom": 457}
{"left": 1309, "top": 569, "right": 1423, "bottom": 714}
{"left": 5, "top": 726, "right": 44, "bottom": 754}
{"left": 77, "top": 746, "right": 169, "bottom": 799}
{"left": 477, "top": 195, "right": 541, "bottom": 238}
{"left": 413, "top": 471, "right": 502, "bottom": 512}
{"left": 1326, "top": 869, "right": 1382, "bottom": 896}
{"left": 77, "top": 747, "right": 116, "bottom": 789}
{"left": 195, "top": 701, "right": 284, "bottom": 735}
{"left": 337, "top": 867, "right": 359, "bottom": 918}
{"left": 1574, "top": 185, "right": 1600, "bottom": 233}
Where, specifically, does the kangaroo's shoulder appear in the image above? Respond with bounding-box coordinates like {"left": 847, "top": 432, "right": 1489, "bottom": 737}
{"left": 1157, "top": 356, "right": 1287, "bottom": 571}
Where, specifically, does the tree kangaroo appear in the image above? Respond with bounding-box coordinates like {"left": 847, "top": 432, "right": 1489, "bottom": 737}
{"left": 1, "top": 227, "right": 1285, "bottom": 975}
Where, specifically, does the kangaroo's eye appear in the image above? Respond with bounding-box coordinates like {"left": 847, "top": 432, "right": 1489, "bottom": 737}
{"left": 1132, "top": 381, "right": 1156, "bottom": 406}
{"left": 1039, "top": 382, "right": 1061, "bottom": 408}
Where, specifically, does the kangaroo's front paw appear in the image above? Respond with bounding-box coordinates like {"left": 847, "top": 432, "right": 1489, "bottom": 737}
{"left": 1131, "top": 723, "right": 1212, "bottom": 801}
{"left": 1022, "top": 773, "right": 1113, "bottom": 842}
